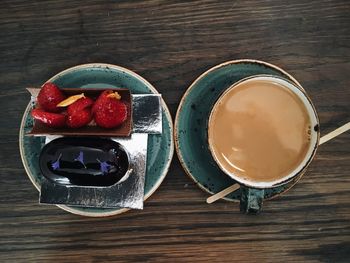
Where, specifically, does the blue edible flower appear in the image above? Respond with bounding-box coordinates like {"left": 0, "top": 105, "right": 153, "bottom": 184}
{"left": 97, "top": 159, "right": 111, "bottom": 174}
{"left": 74, "top": 151, "right": 86, "bottom": 168}
{"left": 51, "top": 154, "right": 62, "bottom": 170}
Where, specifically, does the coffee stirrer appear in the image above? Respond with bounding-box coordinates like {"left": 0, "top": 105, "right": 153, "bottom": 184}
{"left": 206, "top": 122, "right": 350, "bottom": 204}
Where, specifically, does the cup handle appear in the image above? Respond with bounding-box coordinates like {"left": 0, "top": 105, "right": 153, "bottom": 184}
{"left": 240, "top": 186, "right": 264, "bottom": 214}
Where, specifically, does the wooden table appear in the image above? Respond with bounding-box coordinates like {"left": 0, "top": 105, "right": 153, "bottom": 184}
{"left": 1, "top": 1, "right": 349, "bottom": 262}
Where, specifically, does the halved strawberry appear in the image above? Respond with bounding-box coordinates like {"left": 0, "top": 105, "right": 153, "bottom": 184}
{"left": 67, "top": 97, "right": 94, "bottom": 115}
{"left": 37, "top": 83, "right": 65, "bottom": 112}
{"left": 31, "top": 109, "right": 66, "bottom": 128}
{"left": 94, "top": 99, "right": 127, "bottom": 128}
{"left": 66, "top": 108, "right": 92, "bottom": 128}
{"left": 92, "top": 90, "right": 113, "bottom": 114}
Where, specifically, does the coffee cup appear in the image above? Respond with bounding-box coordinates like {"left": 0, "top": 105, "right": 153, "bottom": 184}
{"left": 208, "top": 75, "right": 320, "bottom": 213}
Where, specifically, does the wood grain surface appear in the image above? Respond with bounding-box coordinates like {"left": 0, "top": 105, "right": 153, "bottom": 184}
{"left": 0, "top": 0, "right": 349, "bottom": 262}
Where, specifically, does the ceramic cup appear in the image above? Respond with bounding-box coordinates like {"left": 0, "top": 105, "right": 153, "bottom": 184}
{"left": 208, "top": 75, "right": 320, "bottom": 214}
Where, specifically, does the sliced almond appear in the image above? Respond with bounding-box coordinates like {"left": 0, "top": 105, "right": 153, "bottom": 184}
{"left": 57, "top": 93, "right": 85, "bottom": 107}
{"left": 107, "top": 91, "right": 121, "bottom": 100}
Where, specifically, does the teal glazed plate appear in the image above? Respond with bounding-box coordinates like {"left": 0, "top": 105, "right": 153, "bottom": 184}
{"left": 19, "top": 63, "right": 174, "bottom": 217}
{"left": 175, "top": 59, "right": 307, "bottom": 202}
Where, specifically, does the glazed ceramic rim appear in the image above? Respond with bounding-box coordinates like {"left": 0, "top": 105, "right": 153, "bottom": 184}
{"left": 174, "top": 59, "right": 317, "bottom": 201}
{"left": 208, "top": 75, "right": 320, "bottom": 189}
{"left": 19, "top": 63, "right": 174, "bottom": 217}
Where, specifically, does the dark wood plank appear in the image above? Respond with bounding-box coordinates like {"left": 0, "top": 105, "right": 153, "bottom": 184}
{"left": 0, "top": 0, "right": 349, "bottom": 262}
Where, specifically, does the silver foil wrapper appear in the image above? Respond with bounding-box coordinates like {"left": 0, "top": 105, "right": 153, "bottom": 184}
{"left": 132, "top": 94, "right": 162, "bottom": 134}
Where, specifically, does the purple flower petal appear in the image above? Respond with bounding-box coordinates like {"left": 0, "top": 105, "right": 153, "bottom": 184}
{"left": 74, "top": 151, "right": 86, "bottom": 168}
{"left": 51, "top": 153, "right": 62, "bottom": 170}
{"left": 100, "top": 161, "right": 111, "bottom": 174}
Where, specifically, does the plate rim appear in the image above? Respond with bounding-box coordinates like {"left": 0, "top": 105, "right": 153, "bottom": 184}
{"left": 174, "top": 59, "right": 305, "bottom": 202}
{"left": 19, "top": 63, "right": 174, "bottom": 217}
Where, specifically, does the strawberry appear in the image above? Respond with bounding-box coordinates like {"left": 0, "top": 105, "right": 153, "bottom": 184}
{"left": 66, "top": 108, "right": 92, "bottom": 128}
{"left": 31, "top": 109, "right": 66, "bottom": 128}
{"left": 67, "top": 97, "right": 94, "bottom": 115}
{"left": 37, "top": 83, "right": 66, "bottom": 112}
{"left": 92, "top": 90, "right": 112, "bottom": 114}
{"left": 65, "top": 96, "right": 94, "bottom": 128}
{"left": 93, "top": 91, "right": 127, "bottom": 128}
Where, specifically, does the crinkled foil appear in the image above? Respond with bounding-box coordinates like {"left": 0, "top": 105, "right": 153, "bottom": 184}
{"left": 38, "top": 94, "right": 162, "bottom": 210}
{"left": 132, "top": 94, "right": 162, "bottom": 134}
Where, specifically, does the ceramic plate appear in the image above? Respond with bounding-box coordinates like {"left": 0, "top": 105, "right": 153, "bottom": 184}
{"left": 19, "top": 63, "right": 174, "bottom": 217}
{"left": 175, "top": 59, "right": 306, "bottom": 202}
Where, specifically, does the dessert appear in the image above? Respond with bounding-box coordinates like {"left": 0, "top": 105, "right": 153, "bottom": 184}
{"left": 30, "top": 84, "right": 129, "bottom": 130}
{"left": 39, "top": 137, "right": 130, "bottom": 187}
